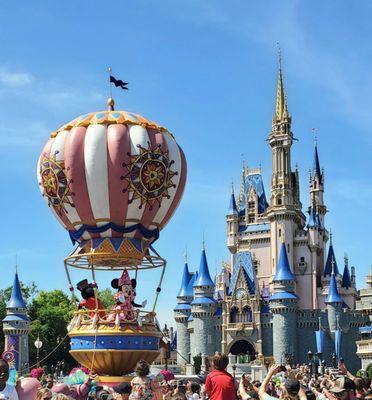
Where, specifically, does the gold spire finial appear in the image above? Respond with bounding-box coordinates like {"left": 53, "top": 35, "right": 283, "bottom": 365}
{"left": 202, "top": 232, "right": 205, "bottom": 251}
{"left": 274, "top": 45, "right": 288, "bottom": 121}
{"left": 344, "top": 252, "right": 348, "bottom": 267}
{"left": 184, "top": 247, "right": 188, "bottom": 263}
{"left": 329, "top": 229, "right": 333, "bottom": 245}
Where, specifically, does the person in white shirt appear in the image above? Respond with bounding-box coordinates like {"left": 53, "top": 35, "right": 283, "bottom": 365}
{"left": 0, "top": 360, "right": 18, "bottom": 400}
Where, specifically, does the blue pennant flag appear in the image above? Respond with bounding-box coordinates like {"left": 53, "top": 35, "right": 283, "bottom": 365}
{"left": 315, "top": 330, "right": 324, "bottom": 354}
{"left": 110, "top": 75, "right": 128, "bottom": 90}
{"left": 335, "top": 330, "right": 342, "bottom": 358}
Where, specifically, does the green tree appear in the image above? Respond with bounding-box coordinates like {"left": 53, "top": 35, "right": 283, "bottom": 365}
{"left": 28, "top": 290, "right": 75, "bottom": 370}
{"left": 98, "top": 288, "right": 115, "bottom": 309}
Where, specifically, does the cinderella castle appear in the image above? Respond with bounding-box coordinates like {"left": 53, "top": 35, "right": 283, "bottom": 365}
{"left": 174, "top": 56, "right": 369, "bottom": 372}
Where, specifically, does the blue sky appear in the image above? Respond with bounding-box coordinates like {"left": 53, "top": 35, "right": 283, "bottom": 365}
{"left": 1, "top": 1, "right": 372, "bottom": 326}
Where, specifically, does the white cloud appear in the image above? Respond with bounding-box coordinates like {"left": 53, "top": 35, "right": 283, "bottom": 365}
{"left": 0, "top": 68, "right": 34, "bottom": 87}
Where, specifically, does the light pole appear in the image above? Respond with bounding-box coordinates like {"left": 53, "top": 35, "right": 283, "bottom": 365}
{"left": 162, "top": 325, "right": 170, "bottom": 371}
{"left": 34, "top": 336, "right": 43, "bottom": 367}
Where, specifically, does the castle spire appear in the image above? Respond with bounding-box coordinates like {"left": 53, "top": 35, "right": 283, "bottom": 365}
{"left": 177, "top": 260, "right": 191, "bottom": 298}
{"left": 313, "top": 144, "right": 322, "bottom": 183}
{"left": 342, "top": 253, "right": 351, "bottom": 289}
{"left": 324, "top": 235, "right": 339, "bottom": 276}
{"left": 194, "top": 245, "right": 214, "bottom": 288}
{"left": 227, "top": 182, "right": 238, "bottom": 216}
{"left": 7, "top": 270, "right": 27, "bottom": 309}
{"left": 274, "top": 48, "right": 289, "bottom": 121}
{"left": 273, "top": 242, "right": 295, "bottom": 282}
{"left": 325, "top": 257, "right": 342, "bottom": 303}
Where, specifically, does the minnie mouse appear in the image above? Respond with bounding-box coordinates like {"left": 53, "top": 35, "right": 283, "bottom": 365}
{"left": 110, "top": 269, "right": 147, "bottom": 322}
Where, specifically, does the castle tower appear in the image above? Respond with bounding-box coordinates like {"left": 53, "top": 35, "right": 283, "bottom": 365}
{"left": 3, "top": 271, "right": 30, "bottom": 373}
{"left": 266, "top": 52, "right": 306, "bottom": 271}
{"left": 325, "top": 258, "right": 342, "bottom": 332}
{"left": 191, "top": 244, "right": 216, "bottom": 357}
{"left": 308, "top": 142, "right": 327, "bottom": 300}
{"left": 174, "top": 259, "right": 193, "bottom": 365}
{"left": 269, "top": 242, "right": 298, "bottom": 363}
{"left": 226, "top": 184, "right": 239, "bottom": 254}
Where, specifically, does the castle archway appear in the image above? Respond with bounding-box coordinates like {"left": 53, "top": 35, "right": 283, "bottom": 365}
{"left": 228, "top": 339, "right": 256, "bottom": 361}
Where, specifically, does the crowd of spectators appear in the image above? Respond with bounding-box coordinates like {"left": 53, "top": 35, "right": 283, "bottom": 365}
{"left": 0, "top": 352, "right": 371, "bottom": 400}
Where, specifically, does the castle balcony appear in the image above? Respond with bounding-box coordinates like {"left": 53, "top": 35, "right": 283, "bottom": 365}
{"left": 226, "top": 322, "right": 254, "bottom": 332}
{"left": 356, "top": 339, "right": 372, "bottom": 358}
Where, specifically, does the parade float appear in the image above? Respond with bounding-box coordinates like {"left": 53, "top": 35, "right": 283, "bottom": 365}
{"left": 36, "top": 92, "right": 186, "bottom": 384}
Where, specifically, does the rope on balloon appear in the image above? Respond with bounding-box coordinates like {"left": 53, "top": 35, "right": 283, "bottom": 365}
{"left": 18, "top": 332, "right": 70, "bottom": 376}
{"left": 152, "top": 262, "right": 166, "bottom": 313}
{"left": 90, "top": 263, "right": 99, "bottom": 373}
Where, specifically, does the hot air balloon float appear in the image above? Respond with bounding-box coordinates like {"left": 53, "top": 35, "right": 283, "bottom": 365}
{"left": 36, "top": 84, "right": 186, "bottom": 385}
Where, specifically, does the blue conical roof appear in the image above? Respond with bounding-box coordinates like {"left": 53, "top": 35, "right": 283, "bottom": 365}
{"left": 324, "top": 242, "right": 339, "bottom": 276}
{"left": 313, "top": 145, "right": 322, "bottom": 184}
{"left": 7, "top": 272, "right": 27, "bottom": 309}
{"left": 307, "top": 206, "right": 317, "bottom": 229}
{"left": 187, "top": 272, "right": 197, "bottom": 296}
{"left": 342, "top": 262, "right": 351, "bottom": 289}
{"left": 325, "top": 272, "right": 342, "bottom": 303}
{"left": 273, "top": 243, "right": 295, "bottom": 282}
{"left": 228, "top": 190, "right": 238, "bottom": 215}
{"left": 194, "top": 248, "right": 214, "bottom": 287}
{"left": 177, "top": 262, "right": 191, "bottom": 297}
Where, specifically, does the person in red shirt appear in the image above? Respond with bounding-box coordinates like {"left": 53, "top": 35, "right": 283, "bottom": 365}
{"left": 205, "top": 352, "right": 236, "bottom": 400}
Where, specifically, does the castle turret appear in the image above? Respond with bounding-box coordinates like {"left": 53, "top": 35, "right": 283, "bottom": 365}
{"left": 226, "top": 184, "right": 239, "bottom": 253}
{"left": 270, "top": 242, "right": 298, "bottom": 363}
{"left": 191, "top": 244, "right": 216, "bottom": 357}
{"left": 326, "top": 258, "right": 342, "bottom": 332}
{"left": 3, "top": 271, "right": 30, "bottom": 373}
{"left": 174, "top": 259, "right": 193, "bottom": 365}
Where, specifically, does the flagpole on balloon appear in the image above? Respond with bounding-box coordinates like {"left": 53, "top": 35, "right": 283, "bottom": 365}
{"left": 108, "top": 67, "right": 114, "bottom": 111}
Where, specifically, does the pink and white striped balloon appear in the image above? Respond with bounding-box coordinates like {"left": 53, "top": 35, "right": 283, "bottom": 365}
{"left": 37, "top": 110, "right": 187, "bottom": 244}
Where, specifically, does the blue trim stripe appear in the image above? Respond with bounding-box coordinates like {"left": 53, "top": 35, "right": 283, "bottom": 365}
{"left": 70, "top": 335, "right": 160, "bottom": 351}
{"left": 69, "top": 222, "right": 159, "bottom": 244}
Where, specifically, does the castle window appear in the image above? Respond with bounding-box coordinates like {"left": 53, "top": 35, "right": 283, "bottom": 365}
{"left": 279, "top": 229, "right": 282, "bottom": 237}
{"left": 248, "top": 215, "right": 255, "bottom": 223}
{"left": 300, "top": 257, "right": 305, "bottom": 263}
{"left": 248, "top": 201, "right": 255, "bottom": 211}
{"left": 287, "top": 244, "right": 290, "bottom": 253}
{"left": 242, "top": 306, "right": 253, "bottom": 323}
{"left": 230, "top": 307, "right": 239, "bottom": 323}
{"left": 277, "top": 197, "right": 282, "bottom": 205}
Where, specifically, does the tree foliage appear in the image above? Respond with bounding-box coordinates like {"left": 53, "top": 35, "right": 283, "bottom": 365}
{"left": 98, "top": 288, "right": 115, "bottom": 309}
{"left": 28, "top": 290, "right": 75, "bottom": 369}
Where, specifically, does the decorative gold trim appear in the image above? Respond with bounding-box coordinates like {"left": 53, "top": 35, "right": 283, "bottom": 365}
{"left": 50, "top": 110, "right": 176, "bottom": 139}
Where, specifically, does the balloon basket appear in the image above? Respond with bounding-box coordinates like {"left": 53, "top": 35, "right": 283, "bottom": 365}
{"left": 68, "top": 310, "right": 162, "bottom": 376}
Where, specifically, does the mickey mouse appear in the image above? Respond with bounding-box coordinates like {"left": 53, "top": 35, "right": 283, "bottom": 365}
{"left": 76, "top": 279, "right": 105, "bottom": 318}
{"left": 110, "top": 269, "right": 147, "bottom": 322}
